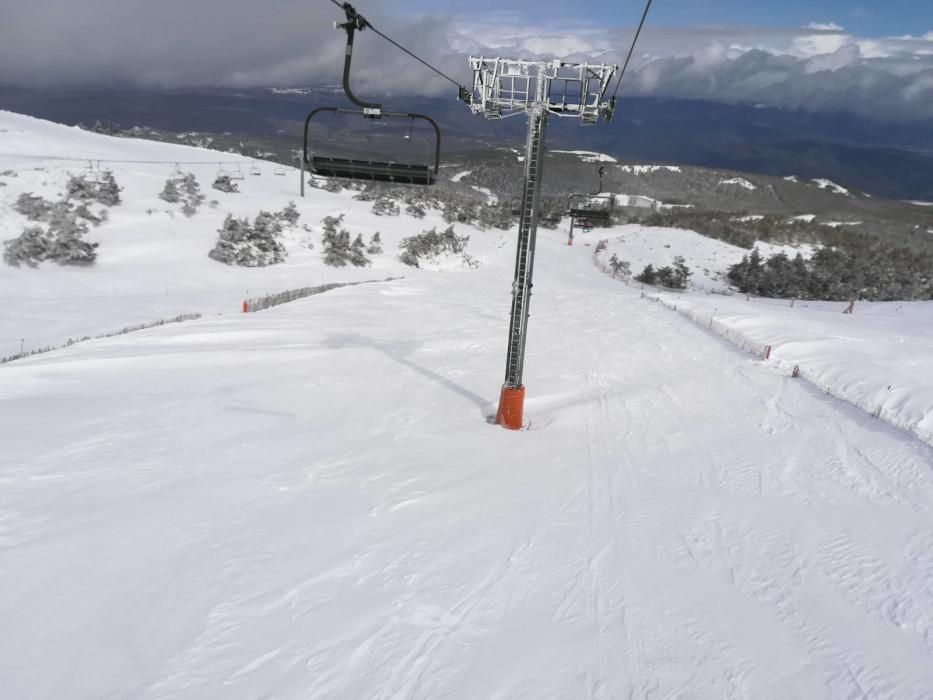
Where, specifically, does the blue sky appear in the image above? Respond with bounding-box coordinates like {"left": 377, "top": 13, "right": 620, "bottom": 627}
{"left": 401, "top": 0, "right": 932, "bottom": 38}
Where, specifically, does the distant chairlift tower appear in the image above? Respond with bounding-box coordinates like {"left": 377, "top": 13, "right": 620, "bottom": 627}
{"left": 467, "top": 56, "right": 618, "bottom": 429}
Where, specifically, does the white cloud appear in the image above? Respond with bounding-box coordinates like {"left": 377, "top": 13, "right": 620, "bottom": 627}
{"left": 1, "top": 2, "right": 931, "bottom": 121}
{"left": 805, "top": 22, "right": 845, "bottom": 31}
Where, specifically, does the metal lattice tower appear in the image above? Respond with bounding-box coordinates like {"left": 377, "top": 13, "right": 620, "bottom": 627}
{"left": 467, "top": 56, "right": 617, "bottom": 429}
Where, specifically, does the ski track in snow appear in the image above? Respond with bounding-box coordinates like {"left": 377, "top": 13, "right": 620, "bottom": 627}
{"left": 4, "top": 237, "right": 933, "bottom": 699}
{"left": 2, "top": 112, "right": 933, "bottom": 699}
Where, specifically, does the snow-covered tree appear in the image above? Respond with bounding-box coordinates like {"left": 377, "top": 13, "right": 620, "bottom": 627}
{"left": 405, "top": 201, "right": 426, "bottom": 219}
{"left": 276, "top": 201, "right": 300, "bottom": 227}
{"left": 372, "top": 197, "right": 400, "bottom": 216}
{"left": 13, "top": 192, "right": 52, "bottom": 221}
{"left": 95, "top": 170, "right": 122, "bottom": 206}
{"left": 349, "top": 234, "right": 371, "bottom": 267}
{"left": 180, "top": 174, "right": 205, "bottom": 216}
{"left": 66, "top": 174, "right": 97, "bottom": 201}
{"left": 208, "top": 213, "right": 286, "bottom": 267}
{"left": 159, "top": 179, "right": 182, "bottom": 203}
{"left": 366, "top": 232, "right": 383, "bottom": 255}
{"left": 3, "top": 226, "right": 49, "bottom": 267}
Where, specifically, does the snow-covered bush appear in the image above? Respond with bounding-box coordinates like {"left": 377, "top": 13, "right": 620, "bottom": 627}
{"left": 180, "top": 174, "right": 205, "bottom": 217}
{"left": 608, "top": 254, "right": 631, "bottom": 279}
{"left": 276, "top": 201, "right": 300, "bottom": 227}
{"left": 320, "top": 214, "right": 370, "bottom": 267}
{"left": 212, "top": 174, "right": 239, "bottom": 193}
{"left": 349, "top": 234, "right": 371, "bottom": 267}
{"left": 208, "top": 213, "right": 286, "bottom": 267}
{"left": 3, "top": 206, "right": 98, "bottom": 267}
{"left": 372, "top": 197, "right": 400, "bottom": 216}
{"left": 13, "top": 192, "right": 52, "bottom": 220}
{"left": 66, "top": 171, "right": 122, "bottom": 206}
{"left": 159, "top": 179, "right": 182, "bottom": 203}
{"left": 3, "top": 227, "right": 49, "bottom": 267}
{"left": 95, "top": 171, "right": 122, "bottom": 206}
{"left": 398, "top": 226, "right": 471, "bottom": 268}
{"left": 635, "top": 256, "right": 691, "bottom": 289}
{"left": 405, "top": 201, "right": 426, "bottom": 218}
{"left": 366, "top": 232, "right": 383, "bottom": 255}
{"left": 352, "top": 185, "right": 379, "bottom": 202}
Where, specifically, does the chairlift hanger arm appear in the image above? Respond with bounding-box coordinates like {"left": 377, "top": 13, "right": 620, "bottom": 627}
{"left": 335, "top": 3, "right": 382, "bottom": 115}
{"left": 326, "top": 0, "right": 471, "bottom": 104}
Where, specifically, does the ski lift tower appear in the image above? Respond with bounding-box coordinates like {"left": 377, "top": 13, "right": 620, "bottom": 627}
{"left": 467, "top": 56, "right": 617, "bottom": 429}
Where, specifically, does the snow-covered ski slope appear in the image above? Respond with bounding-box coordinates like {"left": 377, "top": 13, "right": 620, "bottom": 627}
{"left": 3, "top": 113, "right": 933, "bottom": 698}
{"left": 0, "top": 110, "right": 508, "bottom": 358}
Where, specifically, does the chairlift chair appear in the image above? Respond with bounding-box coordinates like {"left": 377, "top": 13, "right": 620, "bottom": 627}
{"left": 302, "top": 3, "right": 442, "bottom": 186}
{"left": 568, "top": 165, "right": 613, "bottom": 228}
{"left": 249, "top": 163, "right": 262, "bottom": 176}
{"left": 218, "top": 163, "right": 244, "bottom": 180}
{"left": 273, "top": 164, "right": 287, "bottom": 176}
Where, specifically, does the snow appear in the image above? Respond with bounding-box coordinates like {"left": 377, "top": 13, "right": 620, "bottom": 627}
{"left": 550, "top": 150, "right": 617, "bottom": 163}
{"left": 907, "top": 200, "right": 933, "bottom": 207}
{"left": 0, "top": 111, "right": 506, "bottom": 358}
{"left": 784, "top": 175, "right": 799, "bottom": 182}
{"left": 643, "top": 291, "right": 933, "bottom": 446}
{"left": 620, "top": 165, "right": 681, "bottom": 174}
{"left": 791, "top": 214, "right": 817, "bottom": 223}
{"left": 450, "top": 169, "right": 471, "bottom": 183}
{"left": 734, "top": 214, "right": 764, "bottom": 222}
{"left": 3, "top": 112, "right": 933, "bottom": 699}
{"left": 598, "top": 225, "right": 815, "bottom": 292}
{"left": 719, "top": 177, "right": 757, "bottom": 190}
{"left": 824, "top": 220, "right": 862, "bottom": 227}
{"left": 470, "top": 185, "right": 498, "bottom": 205}
{"left": 812, "top": 178, "right": 850, "bottom": 195}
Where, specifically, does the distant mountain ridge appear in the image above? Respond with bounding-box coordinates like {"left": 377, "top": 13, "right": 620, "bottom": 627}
{"left": 1, "top": 86, "right": 932, "bottom": 200}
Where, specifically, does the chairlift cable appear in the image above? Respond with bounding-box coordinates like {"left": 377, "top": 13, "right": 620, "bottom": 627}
{"left": 610, "top": 0, "right": 654, "bottom": 100}
{"left": 323, "top": 0, "right": 468, "bottom": 95}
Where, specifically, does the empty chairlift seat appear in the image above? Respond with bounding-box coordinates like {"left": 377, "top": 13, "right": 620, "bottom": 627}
{"left": 303, "top": 107, "right": 440, "bottom": 186}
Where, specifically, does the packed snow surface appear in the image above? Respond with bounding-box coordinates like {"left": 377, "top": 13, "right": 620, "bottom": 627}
{"left": 812, "top": 178, "right": 849, "bottom": 195}
{"left": 643, "top": 291, "right": 933, "bottom": 446}
{"left": 3, "top": 112, "right": 933, "bottom": 699}
{"left": 598, "top": 225, "right": 815, "bottom": 291}
{"left": 449, "top": 169, "right": 471, "bottom": 183}
{"left": 0, "top": 111, "right": 504, "bottom": 357}
{"left": 719, "top": 177, "right": 757, "bottom": 190}
{"left": 620, "top": 165, "right": 682, "bottom": 174}
{"left": 550, "top": 150, "right": 617, "bottom": 163}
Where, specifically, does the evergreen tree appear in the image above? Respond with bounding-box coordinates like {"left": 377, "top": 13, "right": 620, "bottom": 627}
{"left": 66, "top": 174, "right": 97, "bottom": 201}
{"left": 13, "top": 192, "right": 52, "bottom": 221}
{"left": 405, "top": 201, "right": 426, "bottom": 218}
{"left": 367, "top": 232, "right": 383, "bottom": 255}
{"left": 159, "top": 179, "right": 182, "bottom": 203}
{"left": 3, "top": 226, "right": 49, "bottom": 267}
{"left": 635, "top": 264, "right": 657, "bottom": 285}
{"left": 180, "top": 174, "right": 205, "bottom": 216}
{"left": 95, "top": 170, "right": 122, "bottom": 206}
{"left": 372, "top": 197, "right": 400, "bottom": 216}
{"left": 349, "top": 234, "right": 371, "bottom": 267}
{"left": 608, "top": 254, "right": 631, "bottom": 279}
{"left": 321, "top": 214, "right": 351, "bottom": 267}
{"left": 277, "top": 201, "right": 300, "bottom": 226}
{"left": 48, "top": 225, "right": 98, "bottom": 265}
{"left": 208, "top": 213, "right": 286, "bottom": 267}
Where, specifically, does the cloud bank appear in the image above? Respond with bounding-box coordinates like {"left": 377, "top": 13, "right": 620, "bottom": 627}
{"left": 1, "top": 1, "right": 931, "bottom": 121}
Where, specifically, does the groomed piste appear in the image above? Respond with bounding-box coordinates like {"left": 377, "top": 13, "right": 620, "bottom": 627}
{"left": 2, "top": 112, "right": 933, "bottom": 699}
